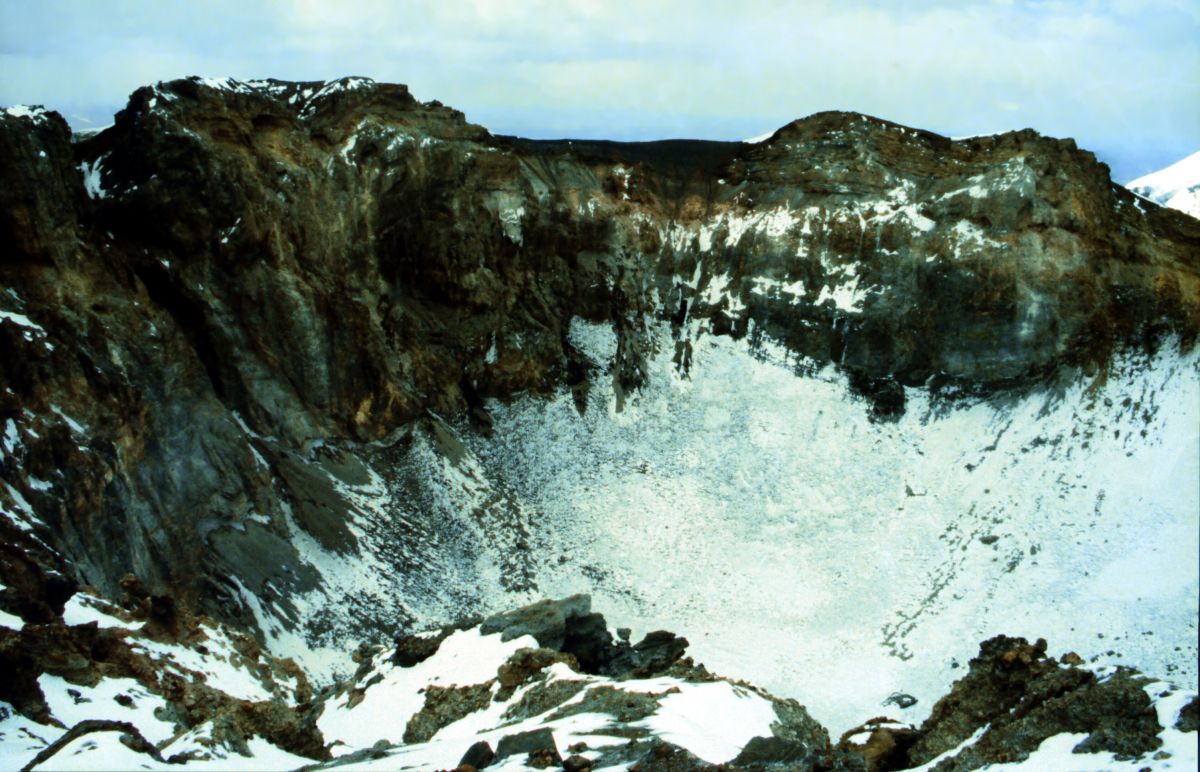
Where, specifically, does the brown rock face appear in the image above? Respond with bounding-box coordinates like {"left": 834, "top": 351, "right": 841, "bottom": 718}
{"left": 899, "top": 636, "right": 1165, "bottom": 770}
{"left": 0, "top": 77, "right": 1197, "bottom": 652}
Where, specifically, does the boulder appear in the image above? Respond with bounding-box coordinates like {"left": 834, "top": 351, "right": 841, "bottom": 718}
{"left": 605, "top": 630, "right": 689, "bottom": 678}
{"left": 494, "top": 727, "right": 560, "bottom": 764}
{"left": 458, "top": 740, "right": 494, "bottom": 769}
{"left": 480, "top": 594, "right": 592, "bottom": 649}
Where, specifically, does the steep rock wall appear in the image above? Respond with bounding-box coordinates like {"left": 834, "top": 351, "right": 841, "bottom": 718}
{"left": 0, "top": 77, "right": 1197, "bottom": 657}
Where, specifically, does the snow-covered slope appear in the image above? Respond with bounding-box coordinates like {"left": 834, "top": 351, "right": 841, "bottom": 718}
{"left": 1127, "top": 151, "right": 1200, "bottom": 218}
{"left": 181, "top": 317, "right": 1198, "bottom": 741}
{"left": 470, "top": 321, "right": 1200, "bottom": 735}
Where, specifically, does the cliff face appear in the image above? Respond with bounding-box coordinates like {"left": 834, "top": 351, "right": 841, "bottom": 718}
{"left": 1, "top": 77, "right": 1198, "bottom": 666}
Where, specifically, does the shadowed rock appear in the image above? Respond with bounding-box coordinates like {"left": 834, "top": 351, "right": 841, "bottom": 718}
{"left": 901, "top": 636, "right": 1165, "bottom": 770}
{"left": 494, "top": 727, "right": 560, "bottom": 764}
{"left": 480, "top": 594, "right": 592, "bottom": 649}
{"left": 458, "top": 739, "right": 495, "bottom": 769}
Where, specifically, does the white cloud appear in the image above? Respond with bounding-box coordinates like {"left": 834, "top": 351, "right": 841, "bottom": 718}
{"left": 0, "top": 0, "right": 1195, "bottom": 179}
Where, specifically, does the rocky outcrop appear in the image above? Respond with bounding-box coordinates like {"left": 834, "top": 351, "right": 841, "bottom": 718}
{"left": 478, "top": 594, "right": 688, "bottom": 677}
{"left": 900, "top": 636, "right": 1166, "bottom": 769}
{"left": 1, "top": 591, "right": 1195, "bottom": 770}
{"left": 314, "top": 600, "right": 1199, "bottom": 770}
{"left": 0, "top": 585, "right": 325, "bottom": 767}
{"left": 834, "top": 635, "right": 1195, "bottom": 771}
{"left": 313, "top": 596, "right": 861, "bottom": 770}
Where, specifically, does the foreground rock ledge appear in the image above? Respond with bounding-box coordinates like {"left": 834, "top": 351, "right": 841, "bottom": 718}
{"left": 1, "top": 593, "right": 1195, "bottom": 770}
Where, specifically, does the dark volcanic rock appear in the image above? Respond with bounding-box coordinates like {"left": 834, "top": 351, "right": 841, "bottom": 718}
{"left": 501, "top": 677, "right": 588, "bottom": 721}
{"left": 732, "top": 735, "right": 818, "bottom": 765}
{"left": 837, "top": 719, "right": 920, "bottom": 771}
{"left": 545, "top": 684, "right": 662, "bottom": 724}
{"left": 392, "top": 629, "right": 448, "bottom": 668}
{"left": 458, "top": 739, "right": 495, "bottom": 769}
{"left": 561, "top": 610, "right": 616, "bottom": 673}
{"left": 606, "top": 629, "right": 690, "bottom": 678}
{"left": 1177, "top": 695, "right": 1200, "bottom": 732}
{"left": 494, "top": 727, "right": 560, "bottom": 764}
{"left": 562, "top": 754, "right": 593, "bottom": 772}
{"left": 619, "top": 739, "right": 711, "bottom": 771}
{"left": 902, "top": 635, "right": 1165, "bottom": 769}
{"left": 478, "top": 595, "right": 689, "bottom": 679}
{"left": 495, "top": 647, "right": 580, "bottom": 700}
{"left": 883, "top": 692, "right": 917, "bottom": 709}
{"left": 403, "top": 683, "right": 493, "bottom": 744}
{"left": 1, "top": 75, "right": 1198, "bottom": 672}
{"left": 735, "top": 739, "right": 870, "bottom": 770}
{"left": 480, "top": 594, "right": 593, "bottom": 648}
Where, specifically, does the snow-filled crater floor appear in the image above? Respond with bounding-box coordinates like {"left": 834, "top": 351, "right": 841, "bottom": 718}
{"left": 466, "top": 320, "right": 1199, "bottom": 734}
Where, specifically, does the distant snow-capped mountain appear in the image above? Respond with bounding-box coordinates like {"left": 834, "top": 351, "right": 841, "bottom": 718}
{"left": 1126, "top": 151, "right": 1200, "bottom": 218}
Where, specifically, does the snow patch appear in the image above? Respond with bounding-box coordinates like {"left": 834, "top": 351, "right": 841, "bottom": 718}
{"left": 2, "top": 481, "right": 43, "bottom": 532}
{"left": 816, "top": 263, "right": 867, "bottom": 312}
{"left": 49, "top": 405, "right": 85, "bottom": 434}
{"left": 61, "top": 593, "right": 141, "bottom": 630}
{"left": 0, "top": 309, "right": 50, "bottom": 347}
{"left": 497, "top": 201, "right": 526, "bottom": 246}
{"left": 641, "top": 681, "right": 778, "bottom": 763}
{"left": 318, "top": 627, "right": 536, "bottom": 753}
{"left": 193, "top": 76, "right": 256, "bottom": 95}
{"left": 485, "top": 333, "right": 499, "bottom": 365}
{"left": 750, "top": 276, "right": 807, "bottom": 302}
{"left": 4, "top": 105, "right": 49, "bottom": 123}
{"left": 78, "top": 156, "right": 108, "bottom": 200}
{"left": 742, "top": 130, "right": 776, "bottom": 144}
{"left": 1, "top": 419, "right": 19, "bottom": 454}
{"left": 39, "top": 673, "right": 176, "bottom": 744}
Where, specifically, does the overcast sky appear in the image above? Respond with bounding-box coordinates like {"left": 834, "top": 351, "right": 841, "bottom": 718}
{"left": 2, "top": 0, "right": 1197, "bottom": 181}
